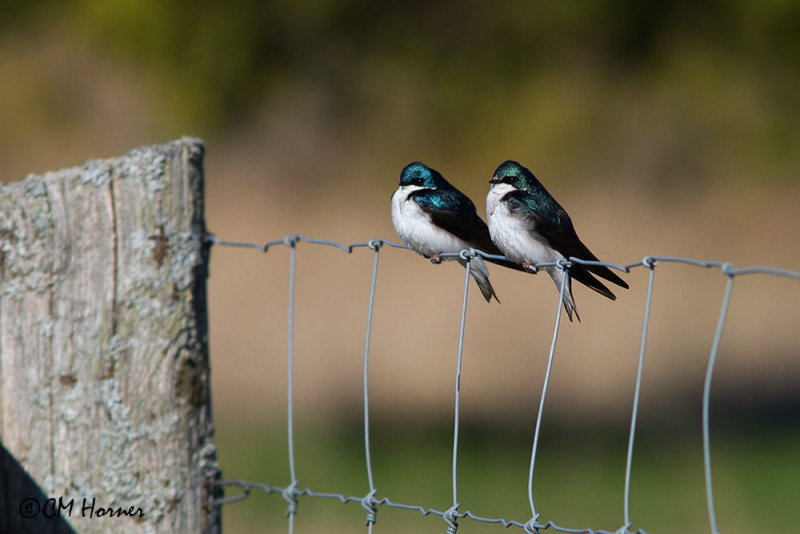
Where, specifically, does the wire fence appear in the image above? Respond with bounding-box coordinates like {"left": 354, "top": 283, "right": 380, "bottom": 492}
{"left": 206, "top": 233, "right": 800, "bottom": 534}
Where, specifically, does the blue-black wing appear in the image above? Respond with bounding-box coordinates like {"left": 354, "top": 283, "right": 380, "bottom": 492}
{"left": 502, "top": 190, "right": 629, "bottom": 298}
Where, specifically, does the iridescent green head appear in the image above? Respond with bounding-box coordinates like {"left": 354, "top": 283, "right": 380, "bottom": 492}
{"left": 489, "top": 160, "right": 540, "bottom": 190}
{"left": 399, "top": 162, "right": 445, "bottom": 189}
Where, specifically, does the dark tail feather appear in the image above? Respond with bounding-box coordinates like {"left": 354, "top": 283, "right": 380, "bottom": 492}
{"left": 487, "top": 253, "right": 628, "bottom": 291}
{"left": 570, "top": 265, "right": 618, "bottom": 301}
{"left": 584, "top": 263, "right": 629, "bottom": 290}
{"left": 562, "top": 298, "right": 580, "bottom": 322}
{"left": 474, "top": 276, "right": 499, "bottom": 302}
{"left": 562, "top": 275, "right": 580, "bottom": 322}
{"left": 459, "top": 257, "right": 500, "bottom": 303}
{"left": 483, "top": 255, "right": 529, "bottom": 273}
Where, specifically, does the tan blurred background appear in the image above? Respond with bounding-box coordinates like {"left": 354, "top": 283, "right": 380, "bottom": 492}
{"left": 2, "top": 2, "right": 799, "bottom": 532}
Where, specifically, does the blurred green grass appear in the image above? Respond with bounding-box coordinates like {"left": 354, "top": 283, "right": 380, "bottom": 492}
{"left": 215, "top": 419, "right": 800, "bottom": 534}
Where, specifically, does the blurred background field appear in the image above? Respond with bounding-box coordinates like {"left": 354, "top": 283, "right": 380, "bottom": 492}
{"left": 1, "top": 2, "right": 799, "bottom": 532}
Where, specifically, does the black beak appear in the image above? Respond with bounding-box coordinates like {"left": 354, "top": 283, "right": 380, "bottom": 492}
{"left": 488, "top": 177, "right": 500, "bottom": 184}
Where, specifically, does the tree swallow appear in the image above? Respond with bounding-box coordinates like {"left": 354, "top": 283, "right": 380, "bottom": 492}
{"left": 486, "top": 160, "right": 629, "bottom": 321}
{"left": 392, "top": 162, "right": 519, "bottom": 302}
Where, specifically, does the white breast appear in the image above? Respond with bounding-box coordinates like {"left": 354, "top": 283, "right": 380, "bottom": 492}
{"left": 486, "top": 184, "right": 562, "bottom": 266}
{"left": 391, "top": 185, "right": 471, "bottom": 258}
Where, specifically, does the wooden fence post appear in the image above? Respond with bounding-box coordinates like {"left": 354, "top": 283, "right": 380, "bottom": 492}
{"left": 0, "top": 138, "right": 221, "bottom": 533}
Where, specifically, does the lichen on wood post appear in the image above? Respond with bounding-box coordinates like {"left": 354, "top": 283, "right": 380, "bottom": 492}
{"left": 0, "top": 138, "right": 221, "bottom": 533}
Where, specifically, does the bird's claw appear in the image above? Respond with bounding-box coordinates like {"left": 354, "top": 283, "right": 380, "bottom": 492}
{"left": 430, "top": 253, "right": 442, "bottom": 264}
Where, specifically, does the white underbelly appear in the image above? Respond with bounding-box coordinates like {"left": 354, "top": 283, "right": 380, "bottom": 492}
{"left": 486, "top": 187, "right": 562, "bottom": 266}
{"left": 391, "top": 188, "right": 471, "bottom": 257}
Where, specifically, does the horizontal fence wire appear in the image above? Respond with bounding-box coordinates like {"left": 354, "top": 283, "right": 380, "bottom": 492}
{"left": 206, "top": 232, "right": 800, "bottom": 534}
{"left": 207, "top": 234, "right": 800, "bottom": 279}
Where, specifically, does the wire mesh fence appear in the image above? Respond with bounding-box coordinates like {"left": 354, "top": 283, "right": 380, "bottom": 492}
{"left": 206, "top": 233, "right": 800, "bottom": 534}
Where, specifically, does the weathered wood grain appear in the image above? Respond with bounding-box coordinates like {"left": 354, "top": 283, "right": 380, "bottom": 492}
{"left": 0, "top": 138, "right": 220, "bottom": 533}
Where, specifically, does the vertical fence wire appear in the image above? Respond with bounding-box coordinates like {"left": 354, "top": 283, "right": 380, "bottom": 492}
{"left": 286, "top": 238, "right": 298, "bottom": 533}
{"left": 622, "top": 261, "right": 656, "bottom": 531}
{"left": 446, "top": 255, "right": 473, "bottom": 533}
{"left": 526, "top": 267, "right": 569, "bottom": 526}
{"left": 702, "top": 274, "right": 735, "bottom": 534}
{"left": 362, "top": 242, "right": 381, "bottom": 531}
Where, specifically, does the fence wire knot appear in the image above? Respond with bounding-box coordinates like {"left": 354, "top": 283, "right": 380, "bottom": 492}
{"left": 643, "top": 256, "right": 656, "bottom": 269}
{"left": 721, "top": 262, "right": 736, "bottom": 276}
{"left": 368, "top": 239, "right": 382, "bottom": 251}
{"left": 360, "top": 489, "right": 378, "bottom": 526}
{"left": 459, "top": 248, "right": 475, "bottom": 261}
{"left": 523, "top": 515, "right": 541, "bottom": 533}
{"left": 208, "top": 479, "right": 251, "bottom": 507}
{"left": 282, "top": 481, "right": 299, "bottom": 517}
{"left": 444, "top": 504, "right": 460, "bottom": 533}
{"left": 283, "top": 235, "right": 297, "bottom": 247}
{"left": 556, "top": 258, "right": 572, "bottom": 270}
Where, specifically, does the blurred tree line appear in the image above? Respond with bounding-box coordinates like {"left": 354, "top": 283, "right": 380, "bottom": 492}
{"left": 3, "top": 1, "right": 799, "bottom": 185}
{"left": 6, "top": 1, "right": 796, "bottom": 124}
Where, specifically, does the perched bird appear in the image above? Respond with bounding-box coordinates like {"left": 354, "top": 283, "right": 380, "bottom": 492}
{"left": 392, "top": 162, "right": 519, "bottom": 302}
{"left": 486, "top": 160, "right": 628, "bottom": 321}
